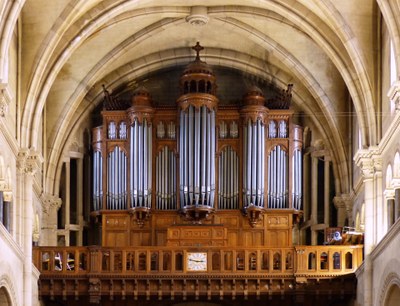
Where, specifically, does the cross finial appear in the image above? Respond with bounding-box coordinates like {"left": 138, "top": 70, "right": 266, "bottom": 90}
{"left": 192, "top": 42, "right": 204, "bottom": 60}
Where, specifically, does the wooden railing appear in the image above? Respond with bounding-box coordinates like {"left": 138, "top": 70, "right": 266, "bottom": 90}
{"left": 33, "top": 245, "right": 363, "bottom": 277}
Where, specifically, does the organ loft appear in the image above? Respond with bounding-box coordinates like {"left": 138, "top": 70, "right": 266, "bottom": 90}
{"left": 92, "top": 42, "right": 303, "bottom": 247}
{"left": 34, "top": 43, "right": 363, "bottom": 306}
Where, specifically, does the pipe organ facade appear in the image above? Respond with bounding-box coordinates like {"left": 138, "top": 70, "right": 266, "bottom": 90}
{"left": 91, "top": 43, "right": 303, "bottom": 246}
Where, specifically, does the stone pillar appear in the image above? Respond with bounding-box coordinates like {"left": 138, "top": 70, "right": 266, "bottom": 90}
{"left": 333, "top": 197, "right": 347, "bottom": 227}
{"left": 77, "top": 158, "right": 83, "bottom": 246}
{"left": 373, "top": 158, "right": 384, "bottom": 242}
{"left": 311, "top": 154, "right": 318, "bottom": 245}
{"left": 357, "top": 157, "right": 375, "bottom": 306}
{"left": 17, "top": 149, "right": 42, "bottom": 306}
{"left": 384, "top": 189, "right": 395, "bottom": 231}
{"left": 40, "top": 193, "right": 62, "bottom": 246}
{"left": 324, "top": 157, "right": 330, "bottom": 226}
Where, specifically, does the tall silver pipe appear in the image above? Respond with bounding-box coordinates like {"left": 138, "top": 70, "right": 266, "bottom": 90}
{"left": 143, "top": 124, "right": 148, "bottom": 207}
{"left": 188, "top": 107, "right": 193, "bottom": 205}
{"left": 194, "top": 108, "right": 200, "bottom": 205}
{"left": 257, "top": 121, "right": 262, "bottom": 206}
{"left": 210, "top": 111, "right": 216, "bottom": 207}
{"left": 261, "top": 126, "right": 265, "bottom": 207}
{"left": 201, "top": 106, "right": 207, "bottom": 205}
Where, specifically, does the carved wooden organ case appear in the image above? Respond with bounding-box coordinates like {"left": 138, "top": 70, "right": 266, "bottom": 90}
{"left": 92, "top": 46, "right": 303, "bottom": 247}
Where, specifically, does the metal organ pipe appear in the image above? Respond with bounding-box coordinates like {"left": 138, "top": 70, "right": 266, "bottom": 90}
{"left": 242, "top": 118, "right": 265, "bottom": 208}
{"left": 218, "top": 146, "right": 239, "bottom": 209}
{"left": 179, "top": 105, "right": 215, "bottom": 208}
{"left": 130, "top": 118, "right": 152, "bottom": 209}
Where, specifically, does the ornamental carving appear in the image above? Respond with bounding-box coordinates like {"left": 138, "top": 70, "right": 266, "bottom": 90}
{"left": 17, "top": 149, "right": 43, "bottom": 175}
{"left": 359, "top": 159, "right": 374, "bottom": 179}
{"left": 41, "top": 193, "right": 62, "bottom": 215}
{"left": 0, "top": 90, "right": 8, "bottom": 117}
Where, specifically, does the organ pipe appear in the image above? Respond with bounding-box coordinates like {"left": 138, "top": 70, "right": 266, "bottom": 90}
{"left": 179, "top": 105, "right": 215, "bottom": 208}
{"left": 130, "top": 119, "right": 152, "bottom": 208}
{"left": 218, "top": 146, "right": 239, "bottom": 209}
{"left": 156, "top": 146, "right": 177, "bottom": 210}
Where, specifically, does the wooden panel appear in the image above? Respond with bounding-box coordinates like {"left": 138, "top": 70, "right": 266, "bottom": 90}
{"left": 166, "top": 225, "right": 228, "bottom": 246}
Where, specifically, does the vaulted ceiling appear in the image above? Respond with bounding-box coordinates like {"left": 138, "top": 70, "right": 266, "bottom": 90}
{"left": 0, "top": 0, "right": 382, "bottom": 195}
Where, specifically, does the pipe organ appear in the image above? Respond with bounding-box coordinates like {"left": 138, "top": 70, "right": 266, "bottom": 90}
{"left": 92, "top": 43, "right": 303, "bottom": 247}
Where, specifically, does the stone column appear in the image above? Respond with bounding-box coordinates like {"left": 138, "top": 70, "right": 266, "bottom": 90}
{"left": 333, "top": 196, "right": 347, "bottom": 227}
{"left": 357, "top": 157, "right": 375, "bottom": 306}
{"left": 77, "top": 158, "right": 83, "bottom": 246}
{"left": 324, "top": 157, "right": 330, "bottom": 226}
{"left": 17, "top": 149, "right": 42, "bottom": 306}
{"left": 384, "top": 189, "right": 395, "bottom": 230}
{"left": 40, "top": 193, "right": 62, "bottom": 246}
{"left": 311, "top": 154, "right": 318, "bottom": 245}
{"left": 373, "top": 158, "right": 384, "bottom": 242}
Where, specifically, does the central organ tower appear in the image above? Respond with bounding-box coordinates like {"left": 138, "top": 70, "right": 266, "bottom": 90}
{"left": 92, "top": 43, "right": 303, "bottom": 247}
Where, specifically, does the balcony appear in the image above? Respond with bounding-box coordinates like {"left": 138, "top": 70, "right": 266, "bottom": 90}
{"left": 33, "top": 245, "right": 363, "bottom": 305}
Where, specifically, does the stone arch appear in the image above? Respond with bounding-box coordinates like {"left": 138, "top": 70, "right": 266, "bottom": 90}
{"left": 0, "top": 274, "right": 17, "bottom": 306}
{"left": 0, "top": 287, "right": 11, "bottom": 306}
{"left": 379, "top": 270, "right": 400, "bottom": 306}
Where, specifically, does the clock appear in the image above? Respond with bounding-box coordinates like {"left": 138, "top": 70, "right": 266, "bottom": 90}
{"left": 187, "top": 252, "right": 207, "bottom": 271}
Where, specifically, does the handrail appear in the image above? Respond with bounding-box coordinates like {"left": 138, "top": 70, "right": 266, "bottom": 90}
{"left": 33, "top": 245, "right": 363, "bottom": 278}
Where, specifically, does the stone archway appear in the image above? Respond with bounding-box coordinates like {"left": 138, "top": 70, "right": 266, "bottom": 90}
{"left": 0, "top": 286, "right": 12, "bottom": 306}
{"left": 385, "top": 284, "right": 400, "bottom": 306}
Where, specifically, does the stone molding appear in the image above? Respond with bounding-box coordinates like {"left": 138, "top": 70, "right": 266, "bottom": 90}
{"left": 388, "top": 80, "right": 400, "bottom": 111}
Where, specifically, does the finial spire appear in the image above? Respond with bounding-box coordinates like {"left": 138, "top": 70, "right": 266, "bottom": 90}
{"left": 192, "top": 42, "right": 204, "bottom": 61}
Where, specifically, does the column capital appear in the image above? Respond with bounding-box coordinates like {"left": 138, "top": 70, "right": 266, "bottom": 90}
{"left": 40, "top": 193, "right": 62, "bottom": 215}
{"left": 333, "top": 193, "right": 354, "bottom": 225}
{"left": 17, "top": 149, "right": 43, "bottom": 175}
{"left": 0, "top": 87, "right": 12, "bottom": 117}
{"left": 388, "top": 80, "right": 400, "bottom": 111}
{"left": 384, "top": 189, "right": 395, "bottom": 200}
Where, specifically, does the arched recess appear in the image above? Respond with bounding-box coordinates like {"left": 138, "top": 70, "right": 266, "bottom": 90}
{"left": 379, "top": 270, "right": 400, "bottom": 306}
{"left": 0, "top": 287, "right": 11, "bottom": 306}
{"left": 0, "top": 274, "right": 17, "bottom": 306}
{"left": 384, "top": 284, "right": 400, "bottom": 306}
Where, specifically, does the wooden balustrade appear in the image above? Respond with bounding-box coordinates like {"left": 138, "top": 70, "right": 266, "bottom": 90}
{"left": 33, "top": 245, "right": 363, "bottom": 277}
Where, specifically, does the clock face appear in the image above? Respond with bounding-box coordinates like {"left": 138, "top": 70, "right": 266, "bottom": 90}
{"left": 187, "top": 252, "right": 207, "bottom": 271}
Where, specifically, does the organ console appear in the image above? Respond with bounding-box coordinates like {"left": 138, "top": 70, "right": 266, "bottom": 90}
{"left": 91, "top": 43, "right": 303, "bottom": 247}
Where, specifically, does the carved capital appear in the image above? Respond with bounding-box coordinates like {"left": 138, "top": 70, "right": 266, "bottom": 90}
{"left": 388, "top": 80, "right": 400, "bottom": 111}
{"left": 0, "top": 178, "right": 8, "bottom": 191}
{"left": 373, "top": 158, "right": 383, "bottom": 172}
{"left": 41, "top": 193, "right": 62, "bottom": 215}
{"left": 384, "top": 189, "right": 395, "bottom": 200}
{"left": 0, "top": 88, "right": 11, "bottom": 117}
{"left": 358, "top": 158, "right": 374, "bottom": 179}
{"left": 17, "top": 149, "right": 43, "bottom": 175}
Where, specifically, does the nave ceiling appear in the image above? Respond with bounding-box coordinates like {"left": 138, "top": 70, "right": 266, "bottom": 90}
{"left": 0, "top": 0, "right": 385, "bottom": 196}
